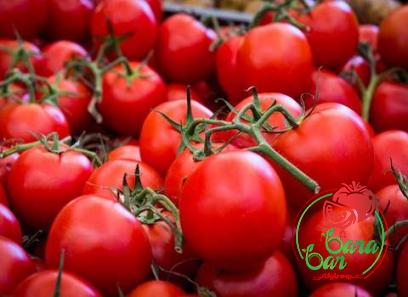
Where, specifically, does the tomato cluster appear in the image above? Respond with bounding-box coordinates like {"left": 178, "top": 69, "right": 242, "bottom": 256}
{"left": 0, "top": 0, "right": 407, "bottom": 297}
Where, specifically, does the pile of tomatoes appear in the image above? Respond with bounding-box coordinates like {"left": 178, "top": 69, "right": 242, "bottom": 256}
{"left": 0, "top": 0, "right": 407, "bottom": 296}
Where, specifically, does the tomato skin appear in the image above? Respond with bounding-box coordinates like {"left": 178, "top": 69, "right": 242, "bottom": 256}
{"left": 108, "top": 145, "right": 141, "bottom": 162}
{"left": 145, "top": 0, "right": 163, "bottom": 22}
{"left": 359, "top": 25, "right": 379, "bottom": 51}
{"left": 0, "top": 0, "right": 47, "bottom": 39}
{"left": 0, "top": 236, "right": 36, "bottom": 295}
{"left": 215, "top": 93, "right": 302, "bottom": 149}
{"left": 368, "top": 130, "right": 408, "bottom": 192}
{"left": 197, "top": 251, "right": 297, "bottom": 297}
{"left": 0, "top": 183, "right": 8, "bottom": 206}
{"left": 397, "top": 243, "right": 408, "bottom": 297}
{"left": 37, "top": 41, "right": 88, "bottom": 77}
{"left": 342, "top": 55, "right": 371, "bottom": 88}
{"left": 216, "top": 35, "right": 245, "bottom": 104}
{"left": 140, "top": 99, "right": 213, "bottom": 176}
{"left": 300, "top": 1, "right": 359, "bottom": 70}
{"left": 272, "top": 103, "right": 373, "bottom": 210}
{"left": 91, "top": 0, "right": 157, "bottom": 60}
{"left": 378, "top": 5, "right": 408, "bottom": 69}
{"left": 0, "top": 151, "right": 18, "bottom": 187}
{"left": 370, "top": 82, "right": 408, "bottom": 133}
{"left": 45, "top": 197, "right": 152, "bottom": 296}
{"left": 12, "top": 270, "right": 103, "bottom": 297}
{"left": 305, "top": 70, "right": 362, "bottom": 114}
{"left": 45, "top": 0, "right": 94, "bottom": 42}
{"left": 238, "top": 23, "right": 313, "bottom": 99}
{"left": 166, "top": 83, "right": 203, "bottom": 103}
{"left": 82, "top": 159, "right": 163, "bottom": 200}
{"left": 98, "top": 62, "right": 166, "bottom": 137}
{"left": 128, "top": 280, "right": 185, "bottom": 297}
{"left": 0, "top": 40, "right": 43, "bottom": 80}
{"left": 7, "top": 146, "right": 93, "bottom": 230}
{"left": 0, "top": 204, "right": 22, "bottom": 243}
{"left": 180, "top": 151, "right": 287, "bottom": 269}
{"left": 309, "top": 283, "right": 373, "bottom": 297}
{"left": 0, "top": 103, "right": 70, "bottom": 143}
{"left": 155, "top": 14, "right": 216, "bottom": 84}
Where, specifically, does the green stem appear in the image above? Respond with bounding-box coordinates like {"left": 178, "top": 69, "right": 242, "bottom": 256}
{"left": 361, "top": 74, "right": 379, "bottom": 121}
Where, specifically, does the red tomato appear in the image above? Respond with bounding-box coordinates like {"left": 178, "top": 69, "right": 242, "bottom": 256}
{"left": 197, "top": 251, "right": 297, "bottom": 297}
{"left": 44, "top": 0, "right": 94, "bottom": 41}
{"left": 82, "top": 159, "right": 163, "bottom": 200}
{"left": 0, "top": 40, "right": 43, "bottom": 79}
{"left": 98, "top": 62, "right": 166, "bottom": 136}
{"left": 359, "top": 24, "right": 379, "bottom": 51}
{"left": 37, "top": 41, "right": 88, "bottom": 77}
{"left": 309, "top": 283, "right": 373, "bottom": 297}
{"left": 140, "top": 99, "right": 213, "bottom": 175}
{"left": 180, "top": 151, "right": 286, "bottom": 269}
{"left": 7, "top": 145, "right": 93, "bottom": 230}
{"left": 0, "top": 183, "right": 8, "bottom": 206}
{"left": 0, "top": 0, "right": 47, "bottom": 39}
{"left": 216, "top": 92, "right": 302, "bottom": 149}
{"left": 370, "top": 81, "right": 408, "bottom": 132}
{"left": 368, "top": 130, "right": 408, "bottom": 191}
{"left": 166, "top": 83, "right": 203, "bottom": 103}
{"left": 342, "top": 55, "right": 371, "bottom": 88}
{"left": 238, "top": 23, "right": 313, "bottom": 98}
{"left": 0, "top": 236, "right": 36, "bottom": 295}
{"left": 378, "top": 5, "right": 408, "bottom": 69}
{"left": 155, "top": 14, "right": 216, "bottom": 84}
{"left": 0, "top": 150, "right": 18, "bottom": 186}
{"left": 305, "top": 70, "right": 362, "bottom": 114}
{"left": 0, "top": 103, "right": 70, "bottom": 143}
{"left": 299, "top": 1, "right": 359, "bottom": 70}
{"left": 108, "top": 145, "right": 141, "bottom": 162}
{"left": 297, "top": 210, "right": 394, "bottom": 294}
{"left": 46, "top": 76, "right": 93, "bottom": 135}
{"left": 397, "top": 243, "right": 408, "bottom": 297}
{"left": 272, "top": 103, "right": 373, "bottom": 210}
{"left": 216, "top": 35, "right": 245, "bottom": 104}
{"left": 0, "top": 204, "right": 21, "bottom": 243}
{"left": 45, "top": 196, "right": 152, "bottom": 295}
{"left": 128, "top": 280, "right": 185, "bottom": 297}
{"left": 145, "top": 0, "right": 163, "bottom": 22}
{"left": 91, "top": 0, "right": 157, "bottom": 60}
{"left": 12, "top": 270, "right": 102, "bottom": 297}
{"left": 377, "top": 184, "right": 408, "bottom": 246}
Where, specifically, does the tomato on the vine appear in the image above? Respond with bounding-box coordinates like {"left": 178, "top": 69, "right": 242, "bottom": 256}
{"left": 108, "top": 144, "right": 141, "bottom": 162}
{"left": 0, "top": 204, "right": 21, "bottom": 243}
{"left": 359, "top": 24, "right": 379, "bottom": 51}
{"left": 309, "top": 283, "right": 373, "bottom": 297}
{"left": 127, "top": 280, "right": 185, "bottom": 297}
{"left": 397, "top": 243, "right": 408, "bottom": 297}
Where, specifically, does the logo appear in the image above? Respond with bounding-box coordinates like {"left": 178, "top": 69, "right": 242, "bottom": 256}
{"left": 294, "top": 182, "right": 388, "bottom": 281}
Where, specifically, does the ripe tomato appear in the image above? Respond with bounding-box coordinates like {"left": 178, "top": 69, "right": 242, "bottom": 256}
{"left": 46, "top": 76, "right": 93, "bottom": 135}
{"left": 0, "top": 204, "right": 22, "bottom": 243}
{"left": 37, "top": 41, "right": 88, "bottom": 77}
{"left": 342, "top": 55, "right": 371, "bottom": 88}
{"left": 305, "top": 70, "right": 362, "bottom": 114}
{"left": 299, "top": 1, "right": 359, "bottom": 70}
{"left": 368, "top": 130, "right": 408, "bottom": 192}
{"left": 370, "top": 81, "right": 408, "bottom": 132}
{"left": 82, "top": 159, "right": 163, "bottom": 200}
{"left": 180, "top": 151, "right": 287, "bottom": 269}
{"left": 0, "top": 236, "right": 36, "bottom": 295}
{"left": 91, "top": 0, "right": 157, "bottom": 60}
{"left": 45, "top": 196, "right": 152, "bottom": 295}
{"left": 216, "top": 92, "right": 302, "bottom": 149}
{"left": 359, "top": 24, "right": 379, "bottom": 51}
{"left": 98, "top": 62, "right": 166, "bottom": 136}
{"left": 378, "top": 5, "right": 408, "bottom": 69}
{"left": 7, "top": 145, "right": 93, "bottom": 230}
{"left": 216, "top": 35, "right": 245, "bottom": 104}
{"left": 0, "top": 183, "right": 8, "bottom": 205}
{"left": 238, "top": 23, "right": 313, "bottom": 98}
{"left": 272, "top": 103, "right": 373, "bottom": 210}
{"left": 108, "top": 145, "right": 141, "bottom": 162}
{"left": 309, "top": 283, "right": 373, "bottom": 297}
{"left": 197, "top": 251, "right": 297, "bottom": 297}
{"left": 44, "top": 0, "right": 94, "bottom": 41}
{"left": 0, "top": 149, "right": 18, "bottom": 186}
{"left": 0, "top": 40, "right": 43, "bottom": 79}
{"left": 166, "top": 83, "right": 203, "bottom": 103}
{"left": 155, "top": 14, "right": 216, "bottom": 84}
{"left": 0, "top": 0, "right": 47, "bottom": 39}
{"left": 140, "top": 99, "right": 212, "bottom": 176}
{"left": 0, "top": 103, "right": 70, "bottom": 143}
{"left": 145, "top": 0, "right": 163, "bottom": 22}
{"left": 12, "top": 270, "right": 103, "bottom": 297}
{"left": 127, "top": 280, "right": 185, "bottom": 297}
{"left": 397, "top": 243, "right": 408, "bottom": 297}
